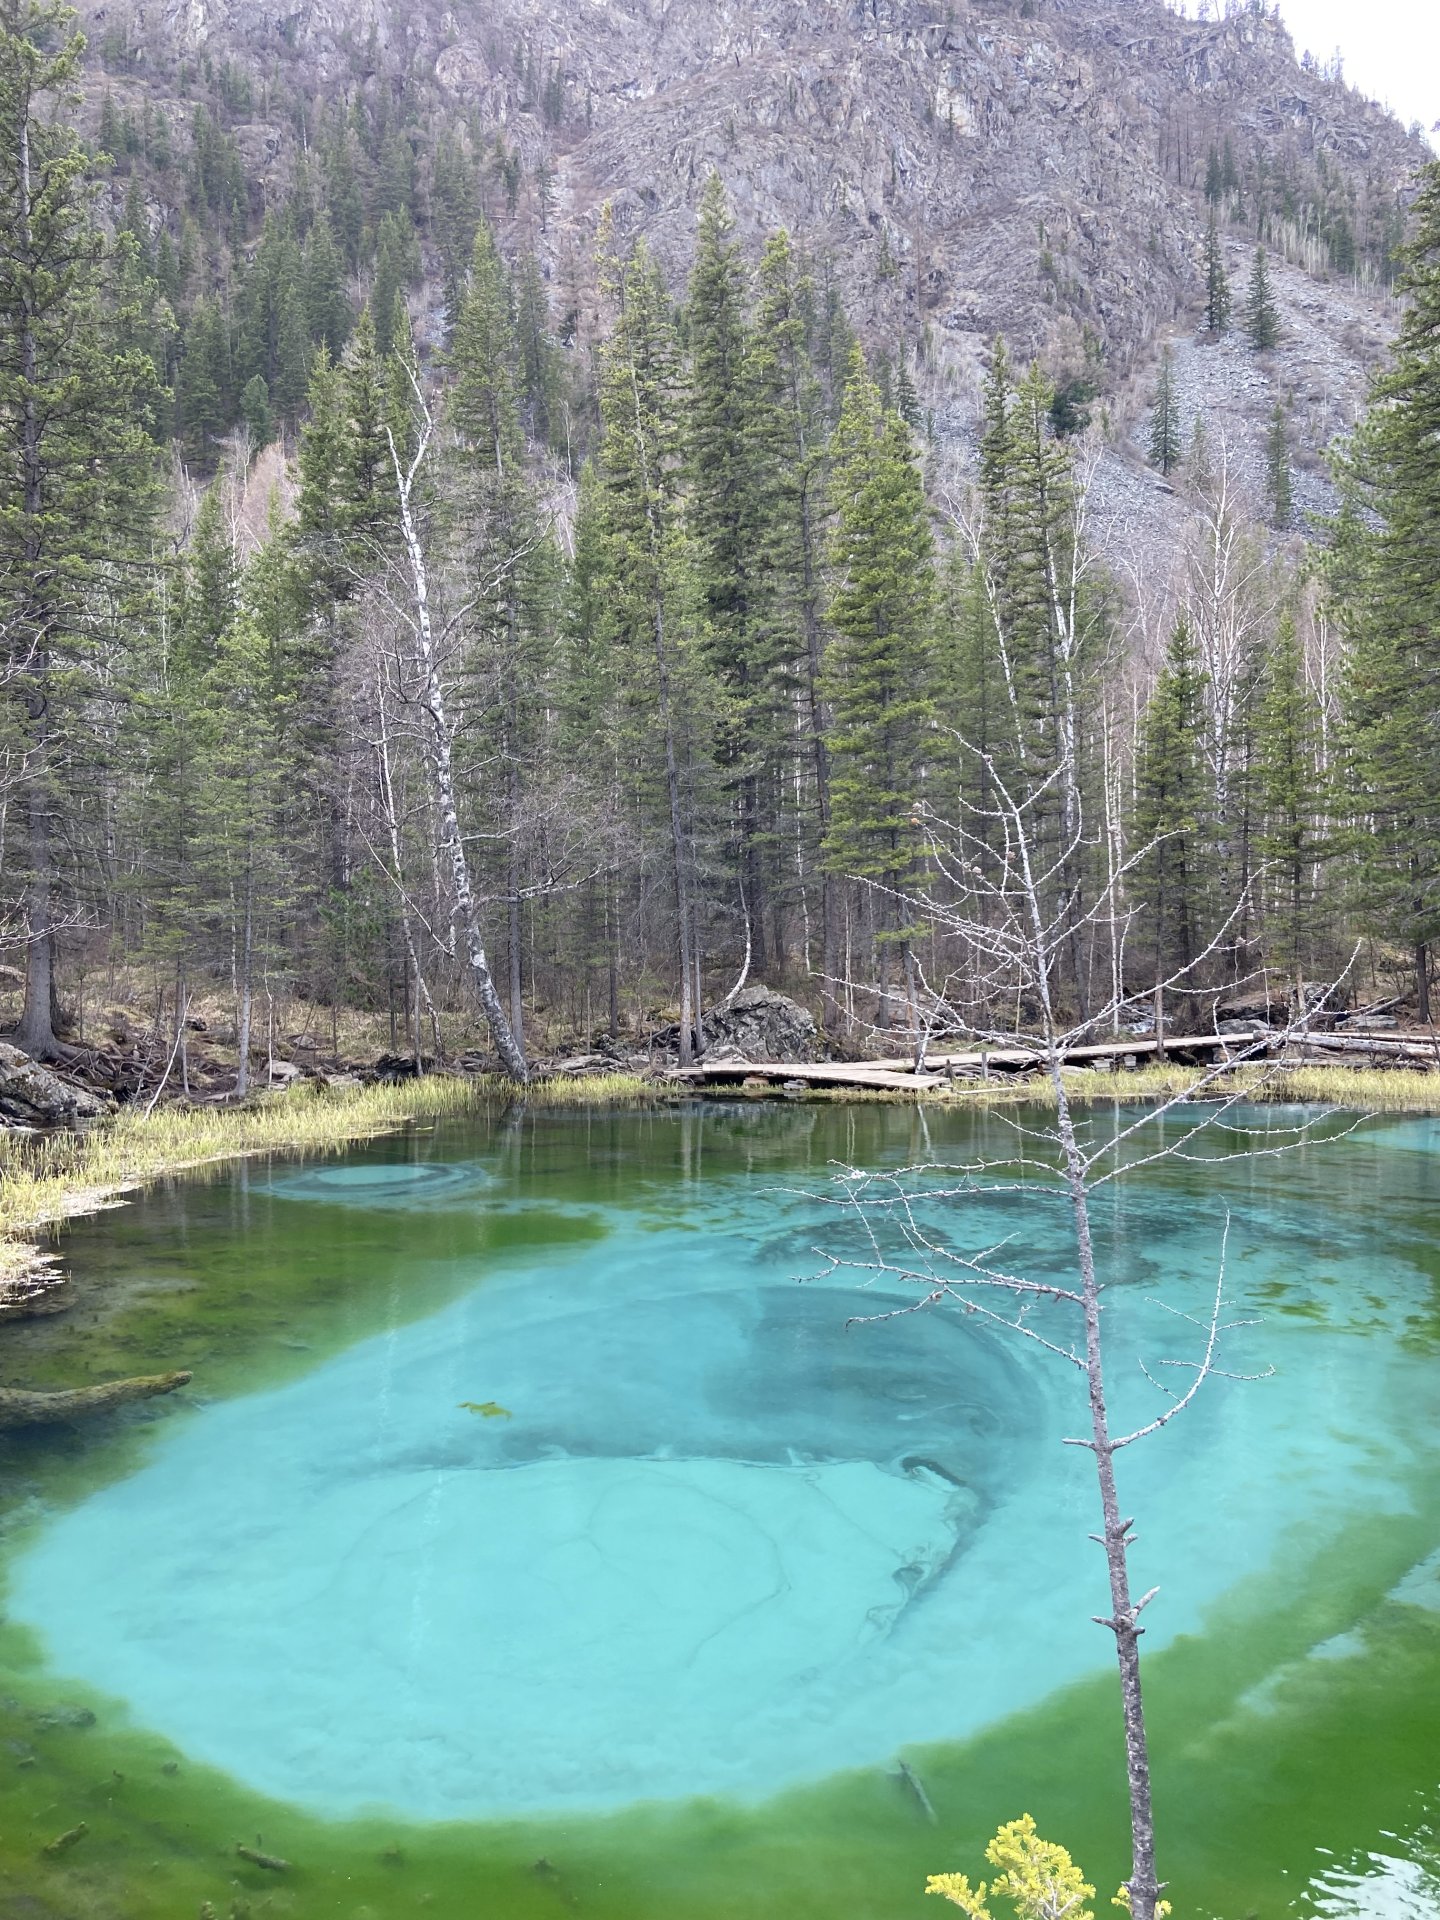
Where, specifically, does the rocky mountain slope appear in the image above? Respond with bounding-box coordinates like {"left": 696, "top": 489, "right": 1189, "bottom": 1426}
{"left": 81, "top": 0, "right": 1432, "bottom": 576}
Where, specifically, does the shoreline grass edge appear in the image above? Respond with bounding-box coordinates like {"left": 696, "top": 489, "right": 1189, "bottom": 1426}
{"left": 1, "top": 1062, "right": 1433, "bottom": 1294}
{"left": 0, "top": 1071, "right": 655, "bottom": 1291}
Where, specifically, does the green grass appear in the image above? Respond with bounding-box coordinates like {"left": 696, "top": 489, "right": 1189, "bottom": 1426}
{"left": 0, "top": 1072, "right": 656, "bottom": 1289}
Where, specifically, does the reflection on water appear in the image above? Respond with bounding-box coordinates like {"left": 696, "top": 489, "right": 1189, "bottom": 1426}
{"left": 2, "top": 1098, "right": 1440, "bottom": 1911}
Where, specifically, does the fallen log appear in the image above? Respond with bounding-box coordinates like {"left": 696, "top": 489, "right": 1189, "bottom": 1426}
{"left": 41, "top": 1823, "right": 88, "bottom": 1857}
{"left": 1288, "top": 1033, "right": 1440, "bottom": 1066}
{"left": 236, "top": 1844, "right": 290, "bottom": 1872}
{"left": 0, "top": 1371, "right": 191, "bottom": 1431}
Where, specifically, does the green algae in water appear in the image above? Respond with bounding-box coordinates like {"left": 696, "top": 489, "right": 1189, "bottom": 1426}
{"left": 1, "top": 1101, "right": 1440, "bottom": 1918}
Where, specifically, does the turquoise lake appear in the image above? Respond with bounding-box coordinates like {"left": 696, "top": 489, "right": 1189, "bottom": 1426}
{"left": 1, "top": 1096, "right": 1438, "bottom": 1918}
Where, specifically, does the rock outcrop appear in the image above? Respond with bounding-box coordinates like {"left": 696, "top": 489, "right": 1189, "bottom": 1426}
{"left": 702, "top": 986, "right": 821, "bottom": 1062}
{"left": 0, "top": 1043, "right": 111, "bottom": 1129}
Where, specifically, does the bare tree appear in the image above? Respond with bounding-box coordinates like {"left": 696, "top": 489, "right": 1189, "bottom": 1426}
{"left": 380, "top": 365, "right": 529, "bottom": 1083}
{"left": 809, "top": 744, "right": 1352, "bottom": 1920}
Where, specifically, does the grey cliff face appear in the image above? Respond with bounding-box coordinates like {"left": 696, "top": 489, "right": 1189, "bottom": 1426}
{"left": 79, "top": 0, "right": 1430, "bottom": 557}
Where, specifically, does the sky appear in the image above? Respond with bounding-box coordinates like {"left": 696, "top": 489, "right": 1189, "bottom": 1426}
{"left": 1271, "top": 0, "right": 1440, "bottom": 145}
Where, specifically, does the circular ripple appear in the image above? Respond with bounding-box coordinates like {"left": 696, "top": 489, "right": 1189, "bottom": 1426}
{"left": 264, "top": 1161, "right": 488, "bottom": 1208}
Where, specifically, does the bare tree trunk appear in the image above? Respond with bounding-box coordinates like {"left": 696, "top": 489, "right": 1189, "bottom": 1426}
{"left": 386, "top": 392, "right": 527, "bottom": 1083}
{"left": 15, "top": 772, "right": 57, "bottom": 1058}
{"left": 13, "top": 110, "right": 59, "bottom": 1062}
{"left": 375, "top": 675, "right": 441, "bottom": 1073}
{"left": 1016, "top": 798, "right": 1162, "bottom": 1920}
{"left": 1418, "top": 939, "right": 1431, "bottom": 1027}
{"left": 235, "top": 853, "right": 255, "bottom": 1098}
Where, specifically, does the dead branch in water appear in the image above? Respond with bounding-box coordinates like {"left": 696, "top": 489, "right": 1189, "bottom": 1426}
{"left": 0, "top": 1371, "right": 191, "bottom": 1430}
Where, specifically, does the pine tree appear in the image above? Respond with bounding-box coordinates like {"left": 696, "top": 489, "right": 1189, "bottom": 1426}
{"left": 0, "top": 0, "right": 162, "bottom": 1053}
{"left": 370, "top": 209, "right": 420, "bottom": 353}
{"left": 1255, "top": 612, "right": 1330, "bottom": 997}
{"left": 822, "top": 346, "right": 936, "bottom": 1030}
{"left": 241, "top": 373, "right": 273, "bottom": 447}
{"left": 687, "top": 174, "right": 781, "bottom": 974}
{"left": 1148, "top": 345, "right": 1182, "bottom": 476}
{"left": 1245, "top": 245, "right": 1280, "bottom": 351}
{"left": 1204, "top": 144, "right": 1223, "bottom": 207}
{"left": 272, "top": 281, "right": 311, "bottom": 423}
{"left": 895, "top": 344, "right": 922, "bottom": 429}
{"left": 970, "top": 347, "right": 1105, "bottom": 1014}
{"left": 1331, "top": 161, "right": 1440, "bottom": 1021}
{"left": 1265, "top": 398, "right": 1293, "bottom": 530}
{"left": 1202, "top": 213, "right": 1231, "bottom": 337}
{"left": 747, "top": 228, "right": 836, "bottom": 1018}
{"left": 1131, "top": 618, "right": 1216, "bottom": 1038}
{"left": 303, "top": 213, "right": 351, "bottom": 359}
{"left": 447, "top": 219, "right": 554, "bottom": 1060}
{"left": 513, "top": 249, "right": 562, "bottom": 449}
{"left": 175, "top": 297, "right": 230, "bottom": 468}
{"left": 594, "top": 221, "right": 711, "bottom": 1065}
{"left": 447, "top": 219, "right": 520, "bottom": 471}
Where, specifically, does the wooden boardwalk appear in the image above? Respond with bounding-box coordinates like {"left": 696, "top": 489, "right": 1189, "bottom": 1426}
{"left": 671, "top": 1029, "right": 1273, "bottom": 1093}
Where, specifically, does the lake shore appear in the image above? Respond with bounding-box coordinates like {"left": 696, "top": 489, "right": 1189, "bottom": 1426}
{"left": 2, "top": 1061, "right": 1437, "bottom": 1298}
{"left": 0, "top": 1072, "right": 653, "bottom": 1296}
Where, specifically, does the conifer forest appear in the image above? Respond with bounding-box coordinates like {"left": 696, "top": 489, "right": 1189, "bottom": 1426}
{"left": 3, "top": 0, "right": 1439, "bottom": 1083}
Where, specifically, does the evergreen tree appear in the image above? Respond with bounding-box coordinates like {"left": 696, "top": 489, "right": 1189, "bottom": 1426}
{"left": 1265, "top": 398, "right": 1293, "bottom": 530}
{"left": 594, "top": 221, "right": 711, "bottom": 1065}
{"left": 447, "top": 219, "right": 554, "bottom": 1059}
{"left": 303, "top": 213, "right": 351, "bottom": 359}
{"left": 1245, "top": 245, "right": 1280, "bottom": 351}
{"left": 747, "top": 228, "right": 835, "bottom": 1016}
{"left": 513, "top": 249, "right": 562, "bottom": 449}
{"left": 1331, "top": 161, "right": 1440, "bottom": 1021}
{"left": 0, "top": 0, "right": 162, "bottom": 1052}
{"left": 1148, "top": 345, "right": 1182, "bottom": 476}
{"left": 1202, "top": 213, "right": 1231, "bottom": 337}
{"left": 370, "top": 209, "right": 420, "bottom": 353}
{"left": 895, "top": 344, "right": 922, "bottom": 430}
{"left": 175, "top": 296, "right": 230, "bottom": 468}
{"left": 271, "top": 280, "right": 311, "bottom": 422}
{"left": 687, "top": 175, "right": 782, "bottom": 974}
{"left": 822, "top": 346, "right": 936, "bottom": 1029}
{"left": 971, "top": 347, "right": 1106, "bottom": 1013}
{"left": 1131, "top": 618, "right": 1216, "bottom": 1035}
{"left": 1255, "top": 612, "right": 1330, "bottom": 996}
{"left": 240, "top": 372, "right": 273, "bottom": 447}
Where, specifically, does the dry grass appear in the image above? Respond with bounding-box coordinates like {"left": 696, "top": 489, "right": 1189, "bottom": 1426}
{"left": 0, "top": 1072, "right": 655, "bottom": 1290}
{"left": 732, "top": 1060, "right": 1440, "bottom": 1114}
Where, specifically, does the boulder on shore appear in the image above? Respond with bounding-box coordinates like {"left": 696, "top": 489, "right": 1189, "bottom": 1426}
{"left": 0, "top": 1043, "right": 111, "bottom": 1128}
{"left": 654, "top": 986, "right": 820, "bottom": 1064}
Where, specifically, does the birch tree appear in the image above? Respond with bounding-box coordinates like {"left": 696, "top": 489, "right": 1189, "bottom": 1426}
{"left": 381, "top": 362, "right": 528, "bottom": 1082}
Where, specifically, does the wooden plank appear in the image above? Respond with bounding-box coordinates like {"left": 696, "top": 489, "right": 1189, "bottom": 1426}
{"left": 671, "top": 1061, "right": 948, "bottom": 1092}
{"left": 670, "top": 1029, "right": 1275, "bottom": 1095}
{"left": 867, "top": 1031, "right": 1270, "bottom": 1072}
